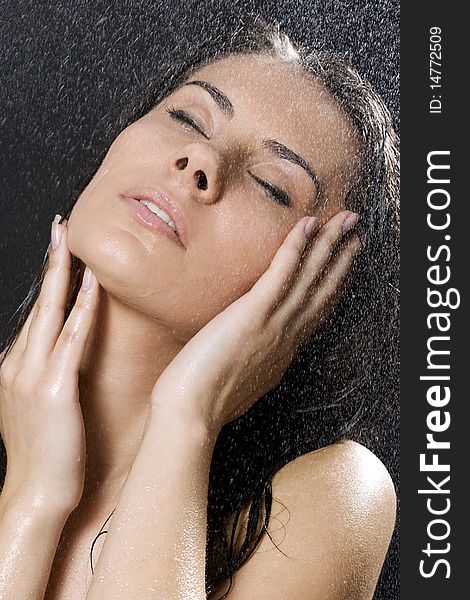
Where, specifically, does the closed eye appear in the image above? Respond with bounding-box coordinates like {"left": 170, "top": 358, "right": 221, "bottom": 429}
{"left": 247, "top": 172, "right": 292, "bottom": 207}
{"left": 166, "top": 106, "right": 292, "bottom": 208}
{"left": 166, "top": 106, "right": 209, "bottom": 139}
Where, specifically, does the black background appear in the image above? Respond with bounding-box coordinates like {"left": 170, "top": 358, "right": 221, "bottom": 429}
{"left": 1, "top": 1, "right": 400, "bottom": 597}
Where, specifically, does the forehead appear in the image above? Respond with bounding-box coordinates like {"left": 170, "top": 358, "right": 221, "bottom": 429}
{"left": 178, "top": 54, "right": 361, "bottom": 201}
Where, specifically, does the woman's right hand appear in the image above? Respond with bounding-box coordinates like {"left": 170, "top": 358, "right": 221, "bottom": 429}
{"left": 0, "top": 217, "right": 100, "bottom": 515}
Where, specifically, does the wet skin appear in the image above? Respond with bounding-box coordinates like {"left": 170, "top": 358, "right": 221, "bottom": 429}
{"left": 63, "top": 53, "right": 362, "bottom": 519}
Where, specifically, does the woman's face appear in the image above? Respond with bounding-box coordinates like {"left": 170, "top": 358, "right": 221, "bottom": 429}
{"left": 67, "top": 53, "right": 360, "bottom": 341}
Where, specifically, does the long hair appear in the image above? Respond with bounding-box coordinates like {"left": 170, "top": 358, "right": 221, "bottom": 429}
{"left": 0, "top": 14, "right": 399, "bottom": 599}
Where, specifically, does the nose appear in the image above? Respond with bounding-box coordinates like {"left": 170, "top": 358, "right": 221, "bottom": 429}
{"left": 171, "top": 142, "right": 222, "bottom": 205}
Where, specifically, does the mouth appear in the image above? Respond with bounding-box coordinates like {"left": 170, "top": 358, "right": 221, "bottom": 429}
{"left": 119, "top": 187, "right": 187, "bottom": 249}
{"left": 137, "top": 199, "right": 178, "bottom": 232}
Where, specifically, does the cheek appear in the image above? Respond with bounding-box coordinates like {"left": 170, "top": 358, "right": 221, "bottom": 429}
{"left": 187, "top": 216, "right": 286, "bottom": 317}
{"left": 66, "top": 123, "right": 168, "bottom": 270}
{"left": 92, "top": 119, "right": 165, "bottom": 178}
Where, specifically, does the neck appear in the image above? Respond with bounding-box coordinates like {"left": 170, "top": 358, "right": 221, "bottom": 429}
{"left": 76, "top": 290, "right": 185, "bottom": 519}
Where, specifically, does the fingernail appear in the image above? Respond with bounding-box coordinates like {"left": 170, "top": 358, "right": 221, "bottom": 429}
{"left": 50, "top": 214, "right": 63, "bottom": 249}
{"left": 342, "top": 212, "right": 359, "bottom": 234}
{"left": 82, "top": 266, "right": 96, "bottom": 291}
{"left": 303, "top": 216, "right": 318, "bottom": 237}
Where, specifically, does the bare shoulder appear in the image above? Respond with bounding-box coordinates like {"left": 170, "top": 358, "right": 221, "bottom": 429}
{"left": 216, "top": 440, "right": 396, "bottom": 600}
{"left": 269, "top": 440, "right": 397, "bottom": 553}
{"left": 273, "top": 439, "right": 397, "bottom": 517}
{"left": 269, "top": 440, "right": 396, "bottom": 596}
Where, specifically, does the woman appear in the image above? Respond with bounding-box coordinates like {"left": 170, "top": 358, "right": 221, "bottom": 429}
{"left": 0, "top": 15, "right": 399, "bottom": 600}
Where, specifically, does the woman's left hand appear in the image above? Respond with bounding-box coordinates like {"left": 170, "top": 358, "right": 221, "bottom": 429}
{"left": 149, "top": 210, "right": 361, "bottom": 435}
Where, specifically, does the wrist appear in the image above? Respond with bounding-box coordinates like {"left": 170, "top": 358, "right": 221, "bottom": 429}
{"left": 1, "top": 477, "right": 73, "bottom": 523}
{"left": 146, "top": 397, "right": 221, "bottom": 447}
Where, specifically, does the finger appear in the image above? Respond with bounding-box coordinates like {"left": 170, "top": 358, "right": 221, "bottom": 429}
{"left": 50, "top": 266, "right": 100, "bottom": 377}
{"left": 248, "top": 215, "right": 319, "bottom": 316}
{"left": 4, "top": 216, "right": 68, "bottom": 362}
{"left": 275, "top": 209, "right": 359, "bottom": 318}
{"left": 251, "top": 210, "right": 358, "bottom": 322}
{"left": 297, "top": 233, "right": 362, "bottom": 338}
{"left": 300, "top": 210, "right": 359, "bottom": 286}
{"left": 23, "top": 221, "right": 72, "bottom": 362}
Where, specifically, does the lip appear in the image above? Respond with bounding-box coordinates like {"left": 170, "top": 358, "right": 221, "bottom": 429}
{"left": 119, "top": 187, "right": 187, "bottom": 249}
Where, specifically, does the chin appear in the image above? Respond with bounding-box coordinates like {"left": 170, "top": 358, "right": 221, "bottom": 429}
{"left": 68, "top": 220, "right": 150, "bottom": 295}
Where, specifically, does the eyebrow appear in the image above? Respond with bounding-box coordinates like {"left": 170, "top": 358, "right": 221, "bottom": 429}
{"left": 182, "top": 79, "right": 322, "bottom": 200}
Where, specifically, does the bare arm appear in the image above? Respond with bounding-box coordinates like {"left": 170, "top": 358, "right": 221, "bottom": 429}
{"left": 0, "top": 483, "right": 70, "bottom": 600}
{"left": 84, "top": 403, "right": 214, "bottom": 600}
{"left": 0, "top": 217, "right": 100, "bottom": 599}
